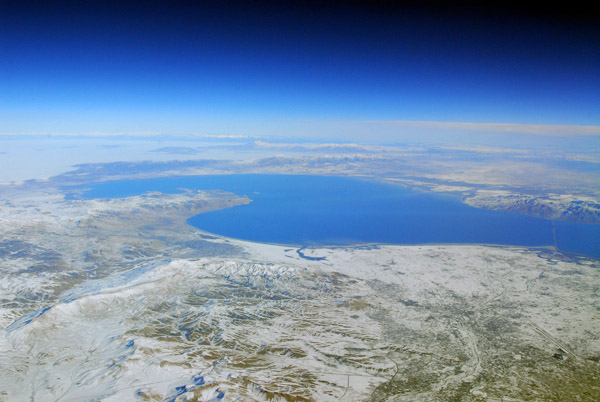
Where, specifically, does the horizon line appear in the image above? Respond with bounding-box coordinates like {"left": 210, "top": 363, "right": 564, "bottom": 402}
{"left": 1, "top": 120, "right": 599, "bottom": 138}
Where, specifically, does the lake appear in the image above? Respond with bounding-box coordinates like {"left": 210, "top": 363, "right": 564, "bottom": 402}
{"left": 66, "top": 174, "right": 600, "bottom": 258}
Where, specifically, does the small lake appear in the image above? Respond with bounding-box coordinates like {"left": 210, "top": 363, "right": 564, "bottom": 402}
{"left": 66, "top": 174, "right": 600, "bottom": 258}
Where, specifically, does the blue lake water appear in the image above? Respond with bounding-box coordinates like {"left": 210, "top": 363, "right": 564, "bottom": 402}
{"left": 67, "top": 174, "right": 600, "bottom": 258}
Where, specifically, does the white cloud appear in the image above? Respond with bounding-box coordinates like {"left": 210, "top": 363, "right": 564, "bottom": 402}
{"left": 370, "top": 121, "right": 600, "bottom": 137}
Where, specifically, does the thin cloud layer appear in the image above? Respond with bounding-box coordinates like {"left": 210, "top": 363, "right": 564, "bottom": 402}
{"left": 376, "top": 121, "right": 600, "bottom": 137}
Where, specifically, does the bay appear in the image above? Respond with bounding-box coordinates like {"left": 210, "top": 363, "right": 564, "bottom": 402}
{"left": 67, "top": 174, "right": 599, "bottom": 258}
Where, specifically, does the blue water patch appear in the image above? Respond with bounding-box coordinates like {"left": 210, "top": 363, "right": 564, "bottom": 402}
{"left": 554, "top": 220, "right": 600, "bottom": 257}
{"left": 6, "top": 306, "right": 52, "bottom": 332}
{"left": 66, "top": 174, "right": 600, "bottom": 258}
{"left": 164, "top": 385, "right": 187, "bottom": 402}
{"left": 192, "top": 375, "right": 205, "bottom": 386}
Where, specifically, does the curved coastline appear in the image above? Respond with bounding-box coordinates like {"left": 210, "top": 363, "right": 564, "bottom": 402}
{"left": 67, "top": 173, "right": 599, "bottom": 259}
{"left": 186, "top": 223, "right": 564, "bottom": 260}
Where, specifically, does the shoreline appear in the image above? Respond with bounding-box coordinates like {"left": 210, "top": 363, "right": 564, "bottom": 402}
{"left": 7, "top": 171, "right": 597, "bottom": 259}
{"left": 188, "top": 225, "right": 565, "bottom": 257}
{"left": 9, "top": 169, "right": 599, "bottom": 225}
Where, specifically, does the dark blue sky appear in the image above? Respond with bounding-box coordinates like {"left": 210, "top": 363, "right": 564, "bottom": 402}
{"left": 1, "top": 1, "right": 599, "bottom": 137}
